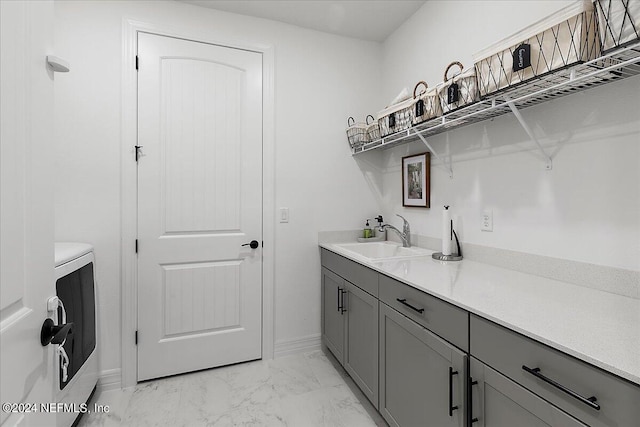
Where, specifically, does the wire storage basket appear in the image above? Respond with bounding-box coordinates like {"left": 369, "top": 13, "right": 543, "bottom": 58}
{"left": 346, "top": 117, "right": 369, "bottom": 149}
{"left": 435, "top": 62, "right": 480, "bottom": 114}
{"left": 365, "top": 115, "right": 381, "bottom": 141}
{"left": 377, "top": 97, "right": 414, "bottom": 137}
{"left": 594, "top": 0, "right": 640, "bottom": 54}
{"left": 473, "top": 0, "right": 601, "bottom": 98}
{"left": 412, "top": 81, "right": 441, "bottom": 125}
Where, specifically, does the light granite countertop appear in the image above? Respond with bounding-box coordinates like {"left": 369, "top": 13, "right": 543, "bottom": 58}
{"left": 319, "top": 242, "right": 640, "bottom": 386}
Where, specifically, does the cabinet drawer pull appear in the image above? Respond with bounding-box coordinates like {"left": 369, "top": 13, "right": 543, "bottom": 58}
{"left": 396, "top": 298, "right": 424, "bottom": 314}
{"left": 337, "top": 287, "right": 343, "bottom": 312}
{"left": 448, "top": 367, "right": 458, "bottom": 416}
{"left": 522, "top": 365, "right": 600, "bottom": 411}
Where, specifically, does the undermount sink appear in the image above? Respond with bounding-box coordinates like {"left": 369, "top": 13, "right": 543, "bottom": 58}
{"left": 335, "top": 241, "right": 431, "bottom": 261}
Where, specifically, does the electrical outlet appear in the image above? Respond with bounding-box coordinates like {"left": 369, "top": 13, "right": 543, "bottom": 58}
{"left": 279, "top": 207, "right": 289, "bottom": 223}
{"left": 481, "top": 210, "right": 493, "bottom": 232}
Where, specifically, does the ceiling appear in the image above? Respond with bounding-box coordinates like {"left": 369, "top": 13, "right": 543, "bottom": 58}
{"left": 178, "top": 1, "right": 426, "bottom": 42}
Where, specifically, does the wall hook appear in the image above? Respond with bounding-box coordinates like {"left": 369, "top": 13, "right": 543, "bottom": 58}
{"left": 46, "top": 56, "right": 70, "bottom": 72}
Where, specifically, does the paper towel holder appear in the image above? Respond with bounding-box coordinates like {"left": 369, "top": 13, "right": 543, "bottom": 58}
{"left": 432, "top": 227, "right": 463, "bottom": 261}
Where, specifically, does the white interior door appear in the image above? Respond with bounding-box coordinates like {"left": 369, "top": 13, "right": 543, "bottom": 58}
{"left": 137, "top": 33, "right": 263, "bottom": 381}
{"left": 0, "top": 1, "right": 56, "bottom": 425}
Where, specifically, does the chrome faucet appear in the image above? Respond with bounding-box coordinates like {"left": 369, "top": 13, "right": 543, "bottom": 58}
{"left": 382, "top": 214, "right": 411, "bottom": 247}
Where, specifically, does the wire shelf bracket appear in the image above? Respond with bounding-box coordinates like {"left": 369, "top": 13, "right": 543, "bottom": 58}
{"left": 505, "top": 98, "right": 553, "bottom": 170}
{"left": 412, "top": 129, "right": 454, "bottom": 178}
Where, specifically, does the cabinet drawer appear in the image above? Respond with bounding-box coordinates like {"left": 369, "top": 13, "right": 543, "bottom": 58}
{"left": 471, "top": 314, "right": 640, "bottom": 427}
{"left": 321, "top": 249, "right": 378, "bottom": 296}
{"left": 379, "top": 274, "right": 468, "bottom": 352}
{"left": 470, "top": 357, "right": 587, "bottom": 427}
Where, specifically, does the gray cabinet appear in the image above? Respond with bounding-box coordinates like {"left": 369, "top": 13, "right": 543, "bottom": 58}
{"left": 321, "top": 249, "right": 378, "bottom": 296}
{"left": 344, "top": 281, "right": 378, "bottom": 408}
{"left": 379, "top": 274, "right": 468, "bottom": 352}
{"left": 471, "top": 314, "right": 640, "bottom": 427}
{"left": 320, "top": 254, "right": 379, "bottom": 409}
{"left": 320, "top": 247, "right": 639, "bottom": 426}
{"left": 469, "top": 357, "right": 587, "bottom": 427}
{"left": 379, "top": 302, "right": 466, "bottom": 427}
{"left": 321, "top": 267, "right": 345, "bottom": 363}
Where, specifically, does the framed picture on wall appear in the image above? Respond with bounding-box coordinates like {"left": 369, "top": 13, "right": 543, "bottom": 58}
{"left": 402, "top": 152, "right": 430, "bottom": 208}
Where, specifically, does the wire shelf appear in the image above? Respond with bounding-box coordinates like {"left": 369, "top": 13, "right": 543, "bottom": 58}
{"left": 352, "top": 41, "right": 640, "bottom": 155}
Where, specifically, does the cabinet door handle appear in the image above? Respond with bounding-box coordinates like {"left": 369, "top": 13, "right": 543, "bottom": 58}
{"left": 448, "top": 367, "right": 459, "bottom": 416}
{"left": 337, "top": 288, "right": 347, "bottom": 315}
{"left": 468, "top": 377, "right": 478, "bottom": 424}
{"left": 396, "top": 298, "right": 424, "bottom": 314}
{"left": 522, "top": 365, "right": 600, "bottom": 410}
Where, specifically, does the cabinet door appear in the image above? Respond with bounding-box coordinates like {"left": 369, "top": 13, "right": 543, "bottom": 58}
{"left": 469, "top": 357, "right": 587, "bottom": 427}
{"left": 344, "top": 281, "right": 378, "bottom": 409}
{"left": 379, "top": 303, "right": 466, "bottom": 427}
{"left": 321, "top": 267, "right": 345, "bottom": 363}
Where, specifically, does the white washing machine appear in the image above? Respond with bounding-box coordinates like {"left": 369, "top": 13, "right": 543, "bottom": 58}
{"left": 54, "top": 243, "right": 99, "bottom": 427}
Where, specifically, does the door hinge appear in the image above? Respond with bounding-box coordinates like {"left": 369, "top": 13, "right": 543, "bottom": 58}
{"left": 135, "top": 239, "right": 138, "bottom": 253}
{"left": 135, "top": 330, "right": 138, "bottom": 345}
{"left": 135, "top": 55, "right": 139, "bottom": 71}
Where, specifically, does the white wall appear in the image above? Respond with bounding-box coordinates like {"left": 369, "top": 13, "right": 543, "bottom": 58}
{"left": 54, "top": 0, "right": 383, "bottom": 374}
{"left": 378, "top": 1, "right": 640, "bottom": 271}
{"left": 54, "top": 0, "right": 640, "bottom": 379}
{"left": 382, "top": 0, "right": 574, "bottom": 102}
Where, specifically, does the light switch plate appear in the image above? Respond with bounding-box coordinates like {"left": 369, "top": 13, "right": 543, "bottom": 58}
{"left": 481, "top": 210, "right": 493, "bottom": 232}
{"left": 279, "top": 207, "right": 289, "bottom": 223}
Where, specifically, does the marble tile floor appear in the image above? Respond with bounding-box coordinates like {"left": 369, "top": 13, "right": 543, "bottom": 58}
{"left": 77, "top": 349, "right": 387, "bottom": 427}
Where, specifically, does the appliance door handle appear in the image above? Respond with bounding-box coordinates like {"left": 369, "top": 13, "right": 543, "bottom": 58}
{"left": 40, "top": 318, "right": 73, "bottom": 346}
{"left": 522, "top": 365, "right": 600, "bottom": 410}
{"left": 396, "top": 298, "right": 424, "bottom": 314}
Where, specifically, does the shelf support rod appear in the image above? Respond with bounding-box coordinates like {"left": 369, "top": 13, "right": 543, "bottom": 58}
{"left": 412, "top": 130, "right": 453, "bottom": 178}
{"left": 505, "top": 99, "right": 552, "bottom": 170}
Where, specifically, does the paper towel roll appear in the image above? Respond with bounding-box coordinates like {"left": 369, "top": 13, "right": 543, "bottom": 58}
{"left": 442, "top": 206, "right": 452, "bottom": 256}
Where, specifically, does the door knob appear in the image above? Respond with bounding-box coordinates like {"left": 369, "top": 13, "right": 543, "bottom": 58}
{"left": 40, "top": 318, "right": 73, "bottom": 346}
{"left": 241, "top": 240, "right": 260, "bottom": 249}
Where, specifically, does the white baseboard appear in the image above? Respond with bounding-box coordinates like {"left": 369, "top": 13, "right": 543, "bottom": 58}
{"left": 273, "top": 334, "right": 321, "bottom": 358}
{"left": 98, "top": 368, "right": 122, "bottom": 392}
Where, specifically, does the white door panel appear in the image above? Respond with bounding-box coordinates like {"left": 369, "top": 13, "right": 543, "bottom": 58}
{"left": 0, "top": 1, "right": 55, "bottom": 425}
{"left": 137, "top": 33, "right": 263, "bottom": 381}
{"left": 162, "top": 260, "right": 242, "bottom": 336}
{"left": 162, "top": 58, "right": 244, "bottom": 233}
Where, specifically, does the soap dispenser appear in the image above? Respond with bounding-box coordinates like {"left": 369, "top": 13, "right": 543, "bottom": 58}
{"left": 374, "top": 215, "right": 386, "bottom": 239}
{"left": 363, "top": 219, "right": 372, "bottom": 239}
